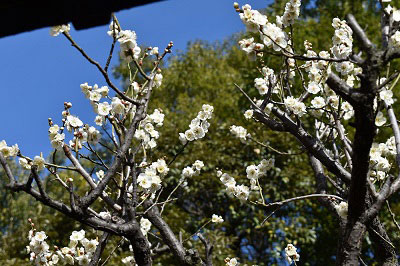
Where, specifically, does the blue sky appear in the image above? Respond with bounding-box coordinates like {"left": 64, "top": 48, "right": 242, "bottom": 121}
{"left": 0, "top": 0, "right": 271, "bottom": 158}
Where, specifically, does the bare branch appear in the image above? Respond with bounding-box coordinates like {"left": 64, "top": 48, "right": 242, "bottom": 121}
{"left": 143, "top": 200, "right": 191, "bottom": 266}
{"left": 271, "top": 106, "right": 351, "bottom": 183}
{"left": 63, "top": 144, "right": 121, "bottom": 212}
{"left": 62, "top": 32, "right": 139, "bottom": 106}
{"left": 197, "top": 233, "right": 213, "bottom": 266}
{"left": 346, "top": 14, "right": 375, "bottom": 56}
{"left": 0, "top": 153, "right": 17, "bottom": 186}
{"left": 89, "top": 232, "right": 111, "bottom": 266}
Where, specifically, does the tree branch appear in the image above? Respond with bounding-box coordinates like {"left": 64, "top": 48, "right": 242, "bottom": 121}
{"left": 346, "top": 14, "right": 375, "bottom": 56}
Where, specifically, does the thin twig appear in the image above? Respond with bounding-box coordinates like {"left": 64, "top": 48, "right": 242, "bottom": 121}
{"left": 100, "top": 238, "right": 124, "bottom": 266}
{"left": 386, "top": 200, "right": 400, "bottom": 232}
{"left": 62, "top": 32, "right": 139, "bottom": 106}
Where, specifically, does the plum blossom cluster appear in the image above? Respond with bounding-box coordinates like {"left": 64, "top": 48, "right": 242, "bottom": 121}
{"left": 230, "top": 125, "right": 249, "bottom": 142}
{"left": 254, "top": 67, "right": 277, "bottom": 95}
{"left": 217, "top": 171, "right": 250, "bottom": 201}
{"left": 135, "top": 159, "right": 169, "bottom": 194}
{"left": 236, "top": 2, "right": 294, "bottom": 54}
{"left": 245, "top": 159, "right": 275, "bottom": 190}
{"left": 106, "top": 21, "right": 141, "bottom": 63}
{"left": 134, "top": 109, "right": 165, "bottom": 149}
{"left": 284, "top": 96, "right": 306, "bottom": 117}
{"left": 334, "top": 201, "right": 348, "bottom": 220}
{"left": 280, "top": 0, "right": 301, "bottom": 27}
{"left": 179, "top": 104, "right": 213, "bottom": 145}
{"left": 48, "top": 123, "right": 65, "bottom": 150}
{"left": 66, "top": 120, "right": 101, "bottom": 150}
{"left": 235, "top": 1, "right": 360, "bottom": 131}
{"left": 27, "top": 223, "right": 98, "bottom": 266}
{"left": 18, "top": 155, "right": 46, "bottom": 171}
{"left": 331, "top": 18, "right": 353, "bottom": 60}
{"left": 380, "top": 89, "right": 394, "bottom": 106}
{"left": 225, "top": 257, "right": 238, "bottom": 266}
{"left": 238, "top": 4, "right": 268, "bottom": 33}
{"left": 368, "top": 137, "right": 396, "bottom": 181}
{"left": 218, "top": 159, "right": 274, "bottom": 201}
{"left": 238, "top": 37, "right": 264, "bottom": 58}
{"left": 0, "top": 140, "right": 19, "bottom": 158}
{"left": 121, "top": 255, "right": 135, "bottom": 265}
{"left": 80, "top": 82, "right": 138, "bottom": 127}
{"left": 181, "top": 160, "right": 205, "bottom": 180}
{"left": 284, "top": 244, "right": 300, "bottom": 264}
{"left": 140, "top": 217, "right": 152, "bottom": 236}
{"left": 49, "top": 24, "right": 70, "bottom": 37}
{"left": 211, "top": 214, "right": 224, "bottom": 223}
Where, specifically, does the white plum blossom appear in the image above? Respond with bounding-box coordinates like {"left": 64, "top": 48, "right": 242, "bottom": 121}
{"left": 34, "top": 231, "right": 47, "bottom": 242}
{"left": 192, "top": 160, "right": 204, "bottom": 171}
{"left": 67, "top": 115, "right": 83, "bottom": 128}
{"left": 50, "top": 24, "right": 70, "bottom": 36}
{"left": 140, "top": 218, "right": 152, "bottom": 236}
{"left": 182, "top": 166, "right": 195, "bottom": 178}
{"left": 335, "top": 201, "right": 348, "bottom": 219}
{"left": 136, "top": 163, "right": 163, "bottom": 193}
{"left": 33, "top": 155, "right": 45, "bottom": 171}
{"left": 281, "top": 0, "right": 301, "bottom": 27}
{"left": 149, "top": 109, "right": 165, "bottom": 126}
{"left": 284, "top": 96, "right": 306, "bottom": 116}
{"left": 244, "top": 109, "right": 254, "bottom": 120}
{"left": 150, "top": 46, "right": 159, "bottom": 55}
{"left": 239, "top": 4, "right": 268, "bottom": 32}
{"left": 19, "top": 158, "right": 32, "bottom": 170}
{"left": 180, "top": 104, "right": 213, "bottom": 143}
{"left": 211, "top": 214, "right": 224, "bottom": 223}
{"left": 107, "top": 20, "right": 121, "bottom": 37}
{"left": 342, "top": 101, "right": 354, "bottom": 120}
{"left": 97, "top": 102, "right": 112, "bottom": 116}
{"left": 153, "top": 73, "right": 163, "bottom": 88}
{"left": 311, "top": 96, "right": 325, "bottom": 109}
{"left": 246, "top": 165, "right": 259, "bottom": 179}
{"left": 261, "top": 23, "right": 288, "bottom": 51}
{"left": 285, "top": 244, "right": 300, "bottom": 264}
{"left": 375, "top": 111, "right": 387, "bottom": 127}
{"left": 225, "top": 257, "right": 238, "bottom": 266}
{"left": 380, "top": 89, "right": 394, "bottom": 105}
{"left": 118, "top": 30, "right": 141, "bottom": 62}
{"left": 230, "top": 125, "right": 248, "bottom": 142}
{"left": 307, "top": 82, "right": 321, "bottom": 94}
{"left": 389, "top": 31, "right": 400, "bottom": 51}
{"left": 0, "top": 140, "right": 19, "bottom": 158}
{"left": 87, "top": 126, "right": 101, "bottom": 145}
{"left": 331, "top": 18, "right": 353, "bottom": 60}
{"left": 393, "top": 9, "right": 400, "bottom": 22}
{"left": 70, "top": 230, "right": 85, "bottom": 242}
{"left": 122, "top": 256, "right": 135, "bottom": 265}
{"left": 254, "top": 77, "right": 269, "bottom": 95}
{"left": 179, "top": 132, "right": 187, "bottom": 145}
{"left": 111, "top": 97, "right": 125, "bottom": 115}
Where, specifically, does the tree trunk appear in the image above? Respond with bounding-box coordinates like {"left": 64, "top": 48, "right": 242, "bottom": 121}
{"left": 128, "top": 234, "right": 152, "bottom": 266}
{"left": 368, "top": 217, "right": 399, "bottom": 265}
{"left": 336, "top": 220, "right": 366, "bottom": 266}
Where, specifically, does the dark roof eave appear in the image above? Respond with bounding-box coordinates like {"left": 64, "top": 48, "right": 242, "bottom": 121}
{"left": 0, "top": 0, "right": 163, "bottom": 38}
